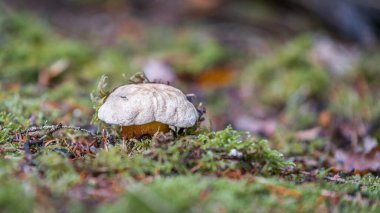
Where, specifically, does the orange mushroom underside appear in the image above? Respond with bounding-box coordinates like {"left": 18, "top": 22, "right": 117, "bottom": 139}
{"left": 121, "top": 121, "right": 170, "bottom": 139}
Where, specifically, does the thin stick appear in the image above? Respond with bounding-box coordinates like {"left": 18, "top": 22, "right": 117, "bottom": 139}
{"left": 38, "top": 123, "right": 63, "bottom": 141}
{"left": 122, "top": 138, "right": 126, "bottom": 152}
{"left": 102, "top": 129, "right": 109, "bottom": 152}
{"left": 20, "top": 123, "right": 96, "bottom": 137}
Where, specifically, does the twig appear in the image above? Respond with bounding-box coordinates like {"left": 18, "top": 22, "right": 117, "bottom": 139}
{"left": 101, "top": 129, "right": 109, "bottom": 152}
{"left": 38, "top": 123, "right": 63, "bottom": 141}
{"left": 325, "top": 175, "right": 347, "bottom": 183}
{"left": 122, "top": 138, "right": 126, "bottom": 152}
{"left": 19, "top": 123, "right": 96, "bottom": 137}
{"left": 324, "top": 174, "right": 372, "bottom": 186}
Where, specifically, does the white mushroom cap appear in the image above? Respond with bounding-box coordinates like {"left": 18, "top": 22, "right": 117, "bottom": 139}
{"left": 98, "top": 83, "right": 199, "bottom": 127}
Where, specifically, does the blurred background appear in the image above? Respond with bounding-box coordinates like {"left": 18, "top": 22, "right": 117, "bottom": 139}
{"left": 2, "top": 0, "right": 380, "bottom": 172}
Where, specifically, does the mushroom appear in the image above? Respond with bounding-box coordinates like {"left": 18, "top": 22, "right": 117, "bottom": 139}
{"left": 98, "top": 83, "right": 199, "bottom": 139}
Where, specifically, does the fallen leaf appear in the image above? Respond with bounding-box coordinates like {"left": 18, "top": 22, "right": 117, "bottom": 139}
{"left": 197, "top": 67, "right": 236, "bottom": 90}
{"left": 263, "top": 183, "right": 302, "bottom": 198}
{"left": 310, "top": 36, "right": 360, "bottom": 76}
{"left": 334, "top": 149, "right": 380, "bottom": 172}
{"left": 199, "top": 186, "right": 213, "bottom": 202}
{"left": 296, "top": 127, "right": 321, "bottom": 141}
{"left": 38, "top": 59, "right": 70, "bottom": 87}
{"left": 233, "top": 116, "right": 277, "bottom": 137}
{"left": 220, "top": 169, "right": 243, "bottom": 179}
{"left": 186, "top": 0, "right": 221, "bottom": 12}
{"left": 318, "top": 110, "right": 331, "bottom": 128}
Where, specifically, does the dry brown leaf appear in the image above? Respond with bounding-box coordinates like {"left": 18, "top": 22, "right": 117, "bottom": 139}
{"left": 296, "top": 127, "right": 321, "bottom": 141}
{"left": 217, "top": 169, "right": 243, "bottom": 180}
{"left": 38, "top": 59, "right": 70, "bottom": 87}
{"left": 318, "top": 110, "right": 331, "bottom": 128}
{"left": 197, "top": 67, "right": 236, "bottom": 90}
{"left": 334, "top": 149, "right": 380, "bottom": 172}
{"left": 264, "top": 183, "right": 302, "bottom": 198}
{"left": 199, "top": 186, "right": 213, "bottom": 202}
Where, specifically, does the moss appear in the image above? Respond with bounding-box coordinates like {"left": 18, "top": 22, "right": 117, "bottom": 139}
{"left": 98, "top": 175, "right": 380, "bottom": 213}
{"left": 329, "top": 83, "right": 380, "bottom": 122}
{"left": 0, "top": 159, "right": 34, "bottom": 213}
{"left": 326, "top": 174, "right": 380, "bottom": 201}
{"left": 0, "top": 10, "right": 139, "bottom": 91}
{"left": 35, "top": 150, "right": 81, "bottom": 193}
{"left": 140, "top": 29, "right": 228, "bottom": 74}
{"left": 0, "top": 90, "right": 74, "bottom": 143}
{"left": 197, "top": 126, "right": 294, "bottom": 173}
{"left": 243, "top": 35, "right": 330, "bottom": 106}
{"left": 0, "top": 178, "right": 35, "bottom": 213}
{"left": 0, "top": 95, "right": 40, "bottom": 142}
{"left": 0, "top": 11, "right": 91, "bottom": 83}
{"left": 81, "top": 126, "right": 294, "bottom": 177}
{"left": 80, "top": 49, "right": 139, "bottom": 87}
{"left": 357, "top": 51, "right": 380, "bottom": 88}
{"left": 88, "top": 147, "right": 129, "bottom": 173}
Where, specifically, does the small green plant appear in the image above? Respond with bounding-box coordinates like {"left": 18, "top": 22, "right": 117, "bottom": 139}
{"left": 90, "top": 75, "right": 111, "bottom": 131}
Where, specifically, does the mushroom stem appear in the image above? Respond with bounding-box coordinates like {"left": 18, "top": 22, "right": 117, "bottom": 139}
{"left": 121, "top": 121, "right": 170, "bottom": 139}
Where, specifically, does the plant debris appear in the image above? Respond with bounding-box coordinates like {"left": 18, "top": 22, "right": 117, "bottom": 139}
{"left": 2, "top": 3, "right": 380, "bottom": 212}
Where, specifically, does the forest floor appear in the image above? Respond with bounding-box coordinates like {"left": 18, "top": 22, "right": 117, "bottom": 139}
{"left": 1, "top": 2, "right": 380, "bottom": 212}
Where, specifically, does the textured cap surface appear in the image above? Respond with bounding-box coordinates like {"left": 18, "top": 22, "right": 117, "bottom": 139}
{"left": 98, "top": 83, "right": 199, "bottom": 127}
